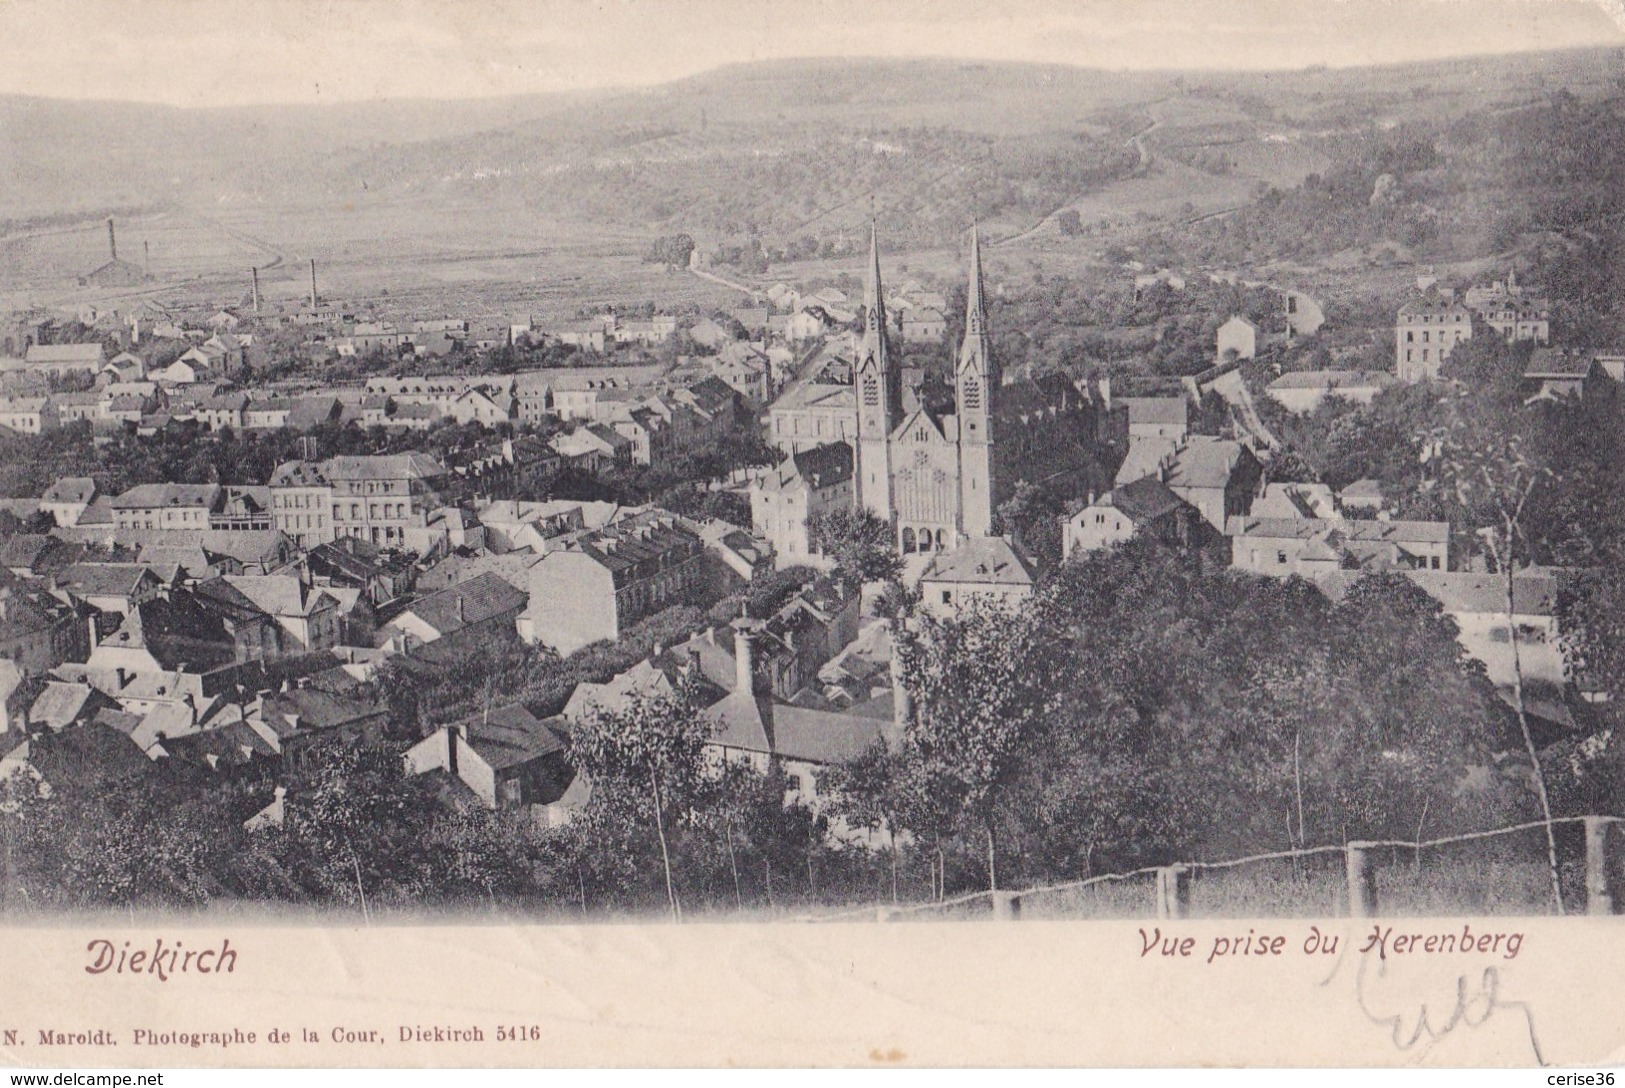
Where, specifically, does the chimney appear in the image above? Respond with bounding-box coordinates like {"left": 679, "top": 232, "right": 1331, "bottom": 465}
{"left": 455, "top": 595, "right": 466, "bottom": 625}
{"left": 115, "top": 667, "right": 129, "bottom": 690}
{"left": 888, "top": 620, "right": 914, "bottom": 743}
{"left": 731, "top": 617, "right": 762, "bottom": 696}
{"left": 251, "top": 267, "right": 261, "bottom": 314}
{"left": 687, "top": 647, "right": 702, "bottom": 675}
{"left": 447, "top": 724, "right": 460, "bottom": 777}
{"left": 143, "top": 240, "right": 149, "bottom": 274}
{"left": 309, "top": 259, "right": 318, "bottom": 309}
{"left": 107, "top": 218, "right": 117, "bottom": 262}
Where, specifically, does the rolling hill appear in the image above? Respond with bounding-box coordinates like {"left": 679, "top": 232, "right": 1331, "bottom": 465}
{"left": 1, "top": 47, "right": 1621, "bottom": 299}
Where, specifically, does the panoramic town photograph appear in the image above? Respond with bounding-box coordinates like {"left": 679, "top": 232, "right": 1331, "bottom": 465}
{"left": 1, "top": 0, "right": 1623, "bottom": 927}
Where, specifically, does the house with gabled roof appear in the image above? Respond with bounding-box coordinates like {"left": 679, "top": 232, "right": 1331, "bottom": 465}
{"left": 51, "top": 562, "right": 165, "bottom": 616}
{"left": 0, "top": 394, "right": 59, "bottom": 435}
{"left": 1227, "top": 515, "right": 1451, "bottom": 577}
{"left": 404, "top": 703, "right": 574, "bottom": 811}
{"left": 751, "top": 442, "right": 854, "bottom": 570}
{"left": 0, "top": 571, "right": 91, "bottom": 674}
{"left": 1522, "top": 349, "right": 1603, "bottom": 401}
{"left": 378, "top": 572, "right": 528, "bottom": 658}
{"left": 916, "top": 537, "right": 1036, "bottom": 617}
{"left": 518, "top": 510, "right": 706, "bottom": 655}
{"left": 1063, "top": 476, "right": 1200, "bottom": 558}
{"left": 193, "top": 575, "right": 343, "bottom": 660}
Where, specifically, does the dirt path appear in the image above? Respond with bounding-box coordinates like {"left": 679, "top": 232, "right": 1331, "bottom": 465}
{"left": 688, "top": 264, "right": 756, "bottom": 296}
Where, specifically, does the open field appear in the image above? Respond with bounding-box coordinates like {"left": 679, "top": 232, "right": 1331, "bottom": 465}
{"left": 3, "top": 47, "right": 1621, "bottom": 323}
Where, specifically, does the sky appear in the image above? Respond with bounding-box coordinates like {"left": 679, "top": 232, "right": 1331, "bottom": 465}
{"left": 0, "top": 0, "right": 1620, "bottom": 107}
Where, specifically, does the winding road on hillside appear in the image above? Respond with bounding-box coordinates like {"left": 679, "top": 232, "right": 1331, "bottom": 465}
{"left": 992, "top": 100, "right": 1171, "bottom": 248}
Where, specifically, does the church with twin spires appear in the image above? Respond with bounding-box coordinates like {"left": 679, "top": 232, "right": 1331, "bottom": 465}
{"left": 856, "top": 223, "right": 999, "bottom": 555}
{"left": 753, "top": 222, "right": 1097, "bottom": 575}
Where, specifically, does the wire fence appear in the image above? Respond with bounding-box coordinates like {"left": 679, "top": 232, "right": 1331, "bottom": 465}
{"left": 806, "top": 814, "right": 1625, "bottom": 923}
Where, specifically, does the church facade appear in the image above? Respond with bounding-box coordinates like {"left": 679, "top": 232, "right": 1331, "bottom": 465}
{"left": 855, "top": 225, "right": 999, "bottom": 555}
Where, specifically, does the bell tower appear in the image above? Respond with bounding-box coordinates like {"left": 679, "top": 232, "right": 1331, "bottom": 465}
{"left": 855, "top": 222, "right": 900, "bottom": 523}
{"left": 956, "top": 223, "right": 996, "bottom": 537}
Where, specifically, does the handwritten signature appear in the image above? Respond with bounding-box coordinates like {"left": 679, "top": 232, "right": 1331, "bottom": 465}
{"left": 1320, "top": 939, "right": 1546, "bottom": 1065}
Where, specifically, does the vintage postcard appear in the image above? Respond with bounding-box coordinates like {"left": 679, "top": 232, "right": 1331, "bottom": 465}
{"left": 1, "top": 0, "right": 1624, "bottom": 1069}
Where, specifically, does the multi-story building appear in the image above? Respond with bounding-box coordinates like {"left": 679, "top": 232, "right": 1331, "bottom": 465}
{"left": 1227, "top": 515, "right": 1450, "bottom": 577}
{"left": 0, "top": 395, "right": 59, "bottom": 435}
{"left": 40, "top": 477, "right": 97, "bottom": 528}
{"left": 767, "top": 382, "right": 857, "bottom": 454}
{"left": 323, "top": 454, "right": 450, "bottom": 552}
{"left": 271, "top": 454, "right": 450, "bottom": 551}
{"left": 1063, "top": 477, "right": 1199, "bottom": 559}
{"left": 1464, "top": 271, "right": 1550, "bottom": 345}
{"left": 1395, "top": 297, "right": 1473, "bottom": 381}
{"left": 750, "top": 442, "right": 854, "bottom": 570}
{"left": 518, "top": 510, "right": 707, "bottom": 656}
{"left": 110, "top": 483, "right": 224, "bottom": 531}
{"left": 269, "top": 460, "right": 334, "bottom": 548}
{"left": 0, "top": 569, "right": 90, "bottom": 675}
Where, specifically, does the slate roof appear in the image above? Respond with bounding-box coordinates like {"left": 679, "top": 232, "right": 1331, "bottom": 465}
{"left": 1403, "top": 571, "right": 1557, "bottom": 615}
{"left": 455, "top": 704, "right": 566, "bottom": 771}
{"left": 259, "top": 685, "right": 385, "bottom": 737}
{"left": 397, "top": 572, "right": 527, "bottom": 636}
{"left": 1164, "top": 437, "right": 1252, "bottom": 492}
{"left": 25, "top": 343, "right": 105, "bottom": 364}
{"left": 771, "top": 704, "right": 888, "bottom": 763}
{"left": 0, "top": 534, "right": 68, "bottom": 572}
{"left": 1267, "top": 370, "right": 1397, "bottom": 391}
{"left": 54, "top": 562, "right": 160, "bottom": 599}
{"left": 28, "top": 681, "right": 102, "bottom": 730}
{"left": 768, "top": 442, "right": 853, "bottom": 492}
{"left": 1523, "top": 349, "right": 1597, "bottom": 379}
{"left": 1101, "top": 476, "right": 1189, "bottom": 524}
{"left": 42, "top": 477, "right": 97, "bottom": 505}
{"left": 1119, "top": 396, "right": 1188, "bottom": 425}
{"left": 1114, "top": 436, "right": 1179, "bottom": 487}
{"left": 323, "top": 453, "right": 446, "bottom": 481}
{"left": 1225, "top": 515, "right": 1450, "bottom": 544}
{"left": 567, "top": 511, "right": 701, "bottom": 574}
{"left": 23, "top": 722, "right": 152, "bottom": 788}
{"left": 111, "top": 483, "right": 222, "bottom": 510}
{"left": 919, "top": 537, "right": 1035, "bottom": 587}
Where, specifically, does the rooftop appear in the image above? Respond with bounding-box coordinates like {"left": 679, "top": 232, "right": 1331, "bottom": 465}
{"left": 919, "top": 536, "right": 1035, "bottom": 587}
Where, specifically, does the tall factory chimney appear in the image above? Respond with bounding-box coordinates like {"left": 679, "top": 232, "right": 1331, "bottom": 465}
{"left": 107, "top": 219, "right": 117, "bottom": 262}
{"left": 143, "top": 240, "right": 150, "bottom": 274}
{"left": 251, "top": 267, "right": 261, "bottom": 314}
{"left": 309, "top": 259, "right": 318, "bottom": 309}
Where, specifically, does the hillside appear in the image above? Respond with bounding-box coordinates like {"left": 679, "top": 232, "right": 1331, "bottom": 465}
{"left": 1, "top": 47, "right": 1621, "bottom": 302}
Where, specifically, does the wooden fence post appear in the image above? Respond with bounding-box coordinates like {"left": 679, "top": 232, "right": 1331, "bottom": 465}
{"left": 1584, "top": 817, "right": 1616, "bottom": 916}
{"left": 990, "top": 891, "right": 1021, "bottom": 921}
{"left": 1155, "top": 865, "right": 1192, "bottom": 920}
{"left": 1346, "top": 842, "right": 1378, "bottom": 918}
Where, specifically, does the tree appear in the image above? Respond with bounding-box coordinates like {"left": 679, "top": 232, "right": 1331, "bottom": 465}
{"left": 566, "top": 679, "right": 715, "bottom": 920}
{"left": 806, "top": 508, "right": 900, "bottom": 590}
{"left": 264, "top": 743, "right": 438, "bottom": 909}
{"left": 1428, "top": 389, "right": 1565, "bottom": 912}
{"left": 1056, "top": 209, "right": 1083, "bottom": 237}
{"left": 894, "top": 601, "right": 1052, "bottom": 890}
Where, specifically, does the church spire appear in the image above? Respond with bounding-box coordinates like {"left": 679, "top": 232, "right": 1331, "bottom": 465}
{"left": 863, "top": 219, "right": 886, "bottom": 337}
{"left": 855, "top": 220, "right": 899, "bottom": 524}
{"left": 956, "top": 221, "right": 995, "bottom": 538}
{"left": 965, "top": 220, "right": 986, "bottom": 339}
